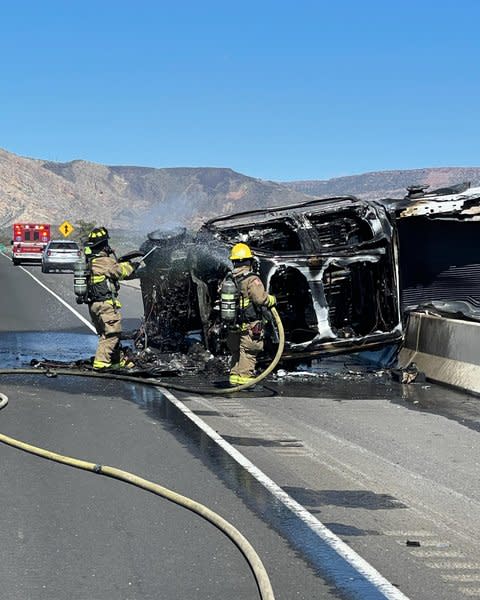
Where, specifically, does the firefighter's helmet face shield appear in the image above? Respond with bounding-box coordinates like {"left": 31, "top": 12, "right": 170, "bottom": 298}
{"left": 232, "top": 258, "right": 253, "bottom": 269}
{"left": 86, "top": 240, "right": 111, "bottom": 254}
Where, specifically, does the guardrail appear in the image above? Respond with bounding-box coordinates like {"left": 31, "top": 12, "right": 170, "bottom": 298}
{"left": 398, "top": 312, "right": 480, "bottom": 395}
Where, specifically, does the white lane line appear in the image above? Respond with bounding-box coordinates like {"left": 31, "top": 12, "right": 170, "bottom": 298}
{"left": 1, "top": 255, "right": 95, "bottom": 333}
{"left": 410, "top": 550, "right": 463, "bottom": 558}
{"left": 459, "top": 588, "right": 480, "bottom": 596}
{"left": 385, "top": 530, "right": 435, "bottom": 537}
{"left": 426, "top": 561, "right": 480, "bottom": 570}
{"left": 444, "top": 575, "right": 480, "bottom": 582}
{"left": 159, "top": 386, "right": 411, "bottom": 600}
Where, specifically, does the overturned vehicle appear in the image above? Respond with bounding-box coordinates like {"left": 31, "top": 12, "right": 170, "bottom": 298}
{"left": 384, "top": 182, "right": 480, "bottom": 321}
{"left": 383, "top": 182, "right": 480, "bottom": 393}
{"left": 138, "top": 196, "right": 403, "bottom": 360}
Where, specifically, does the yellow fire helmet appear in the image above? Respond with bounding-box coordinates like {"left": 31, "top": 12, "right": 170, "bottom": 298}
{"left": 230, "top": 242, "right": 253, "bottom": 261}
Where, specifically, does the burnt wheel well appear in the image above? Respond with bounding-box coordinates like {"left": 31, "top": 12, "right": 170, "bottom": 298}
{"left": 269, "top": 266, "right": 317, "bottom": 344}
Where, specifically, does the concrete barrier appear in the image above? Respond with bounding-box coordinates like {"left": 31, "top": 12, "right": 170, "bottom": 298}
{"left": 398, "top": 311, "right": 480, "bottom": 395}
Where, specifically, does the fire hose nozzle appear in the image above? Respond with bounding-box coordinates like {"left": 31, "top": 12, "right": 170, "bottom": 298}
{"left": 119, "top": 247, "right": 160, "bottom": 264}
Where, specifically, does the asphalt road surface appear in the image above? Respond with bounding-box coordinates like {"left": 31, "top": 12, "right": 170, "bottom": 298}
{"left": 2, "top": 254, "right": 480, "bottom": 600}
{"left": 0, "top": 256, "right": 330, "bottom": 600}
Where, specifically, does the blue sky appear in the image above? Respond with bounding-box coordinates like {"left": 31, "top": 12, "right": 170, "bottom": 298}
{"left": 1, "top": 0, "right": 479, "bottom": 181}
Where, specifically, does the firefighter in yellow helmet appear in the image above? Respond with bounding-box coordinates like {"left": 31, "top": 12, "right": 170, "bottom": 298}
{"left": 84, "top": 227, "right": 137, "bottom": 371}
{"left": 226, "top": 243, "right": 276, "bottom": 386}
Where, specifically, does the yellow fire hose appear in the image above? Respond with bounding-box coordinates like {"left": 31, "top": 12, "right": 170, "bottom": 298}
{"left": 0, "top": 391, "right": 274, "bottom": 600}
{"left": 0, "top": 308, "right": 285, "bottom": 598}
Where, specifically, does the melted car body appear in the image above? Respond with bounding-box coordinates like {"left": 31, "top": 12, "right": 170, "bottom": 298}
{"left": 384, "top": 182, "right": 480, "bottom": 321}
{"left": 139, "top": 196, "right": 403, "bottom": 359}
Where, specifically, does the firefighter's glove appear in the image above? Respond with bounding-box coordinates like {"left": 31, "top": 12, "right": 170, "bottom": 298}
{"left": 267, "top": 294, "right": 277, "bottom": 308}
{"left": 125, "top": 261, "right": 143, "bottom": 279}
{"left": 131, "top": 260, "right": 143, "bottom": 275}
{"left": 251, "top": 322, "right": 264, "bottom": 340}
{"left": 135, "top": 263, "right": 147, "bottom": 277}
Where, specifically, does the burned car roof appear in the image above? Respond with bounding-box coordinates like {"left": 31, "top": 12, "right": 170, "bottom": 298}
{"left": 139, "top": 195, "right": 403, "bottom": 360}
{"left": 201, "top": 196, "right": 394, "bottom": 259}
{"left": 203, "top": 195, "right": 365, "bottom": 225}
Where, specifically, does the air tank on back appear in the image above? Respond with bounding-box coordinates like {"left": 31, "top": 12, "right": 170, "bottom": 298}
{"left": 73, "top": 251, "right": 89, "bottom": 304}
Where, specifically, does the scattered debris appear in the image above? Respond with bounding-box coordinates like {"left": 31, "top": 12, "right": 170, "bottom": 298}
{"left": 391, "top": 363, "right": 426, "bottom": 385}
{"left": 29, "top": 343, "right": 229, "bottom": 379}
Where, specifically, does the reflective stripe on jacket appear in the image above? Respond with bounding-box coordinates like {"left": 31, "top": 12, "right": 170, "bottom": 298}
{"left": 87, "top": 252, "right": 134, "bottom": 305}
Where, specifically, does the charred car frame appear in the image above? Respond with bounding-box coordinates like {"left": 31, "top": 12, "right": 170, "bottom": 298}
{"left": 138, "top": 196, "right": 403, "bottom": 360}
{"left": 384, "top": 182, "right": 480, "bottom": 320}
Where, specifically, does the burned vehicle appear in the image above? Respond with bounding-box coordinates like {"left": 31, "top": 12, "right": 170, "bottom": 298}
{"left": 138, "top": 196, "right": 403, "bottom": 360}
{"left": 384, "top": 182, "right": 480, "bottom": 321}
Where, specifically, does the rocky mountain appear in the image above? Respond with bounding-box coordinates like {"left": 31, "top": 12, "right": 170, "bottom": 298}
{"left": 282, "top": 167, "right": 480, "bottom": 200}
{"left": 0, "top": 148, "right": 310, "bottom": 232}
{"left": 2, "top": 147, "right": 479, "bottom": 234}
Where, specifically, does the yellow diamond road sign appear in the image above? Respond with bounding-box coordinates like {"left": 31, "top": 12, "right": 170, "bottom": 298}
{"left": 59, "top": 220, "right": 74, "bottom": 237}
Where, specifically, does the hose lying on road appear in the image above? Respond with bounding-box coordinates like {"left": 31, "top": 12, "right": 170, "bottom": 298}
{"left": 0, "top": 307, "right": 285, "bottom": 396}
{"left": 0, "top": 309, "right": 285, "bottom": 593}
{"left": 0, "top": 391, "right": 274, "bottom": 600}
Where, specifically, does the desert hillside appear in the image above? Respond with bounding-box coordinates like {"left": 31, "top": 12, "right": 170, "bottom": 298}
{"left": 0, "top": 148, "right": 310, "bottom": 231}
{"left": 283, "top": 167, "right": 480, "bottom": 200}
{"left": 2, "top": 148, "right": 478, "bottom": 233}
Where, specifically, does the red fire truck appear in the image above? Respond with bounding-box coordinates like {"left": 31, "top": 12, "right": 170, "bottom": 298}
{"left": 11, "top": 223, "right": 51, "bottom": 265}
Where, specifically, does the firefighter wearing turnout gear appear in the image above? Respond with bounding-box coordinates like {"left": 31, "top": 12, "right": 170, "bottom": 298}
{"left": 84, "top": 227, "right": 137, "bottom": 371}
{"left": 226, "top": 243, "right": 276, "bottom": 386}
